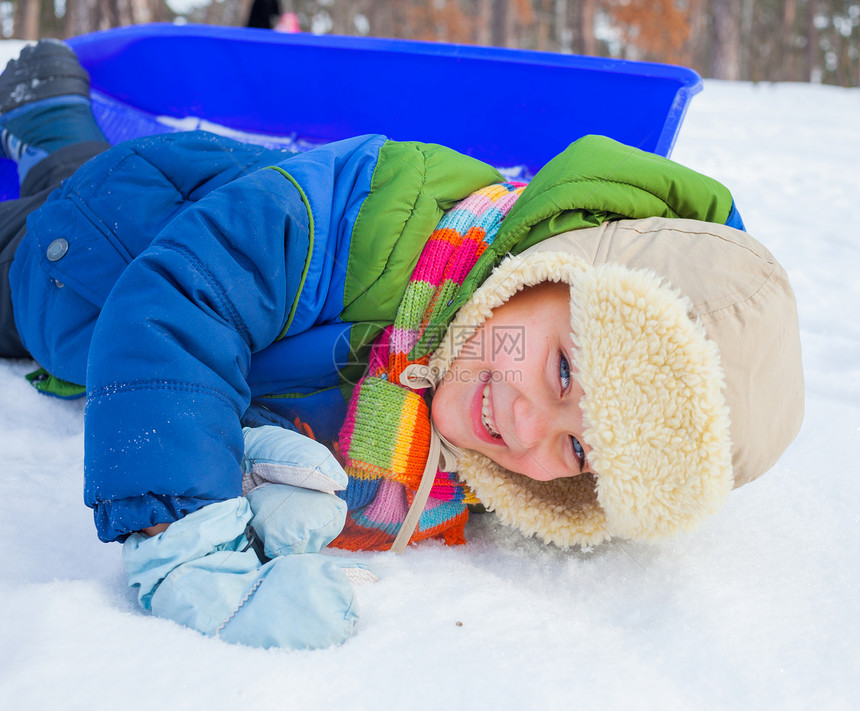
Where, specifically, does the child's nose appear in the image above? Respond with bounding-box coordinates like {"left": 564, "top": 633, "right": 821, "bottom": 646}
{"left": 510, "top": 398, "right": 550, "bottom": 451}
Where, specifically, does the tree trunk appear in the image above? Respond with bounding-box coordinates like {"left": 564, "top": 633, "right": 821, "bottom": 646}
{"left": 22, "top": 0, "right": 43, "bottom": 40}
{"left": 491, "top": 0, "right": 509, "bottom": 46}
{"left": 129, "top": 0, "right": 153, "bottom": 23}
{"left": 710, "top": 0, "right": 741, "bottom": 79}
{"left": 807, "top": 0, "right": 820, "bottom": 81}
{"left": 64, "top": 0, "right": 87, "bottom": 37}
{"left": 473, "top": 0, "right": 492, "bottom": 45}
{"left": 779, "top": 0, "right": 798, "bottom": 81}
{"left": 688, "top": 0, "right": 710, "bottom": 74}
{"left": 580, "top": 0, "right": 597, "bottom": 56}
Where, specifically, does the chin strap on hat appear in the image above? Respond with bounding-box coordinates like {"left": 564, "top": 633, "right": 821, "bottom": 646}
{"left": 390, "top": 364, "right": 463, "bottom": 554}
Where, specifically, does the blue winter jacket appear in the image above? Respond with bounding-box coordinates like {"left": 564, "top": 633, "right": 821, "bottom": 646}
{"left": 10, "top": 130, "right": 741, "bottom": 542}
{"left": 12, "top": 131, "right": 507, "bottom": 540}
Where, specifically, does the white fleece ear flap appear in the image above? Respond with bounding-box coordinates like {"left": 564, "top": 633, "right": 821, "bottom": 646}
{"left": 457, "top": 450, "right": 611, "bottom": 548}
{"left": 572, "top": 263, "right": 733, "bottom": 540}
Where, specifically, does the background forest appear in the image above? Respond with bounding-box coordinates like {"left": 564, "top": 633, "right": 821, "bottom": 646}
{"left": 2, "top": 0, "right": 859, "bottom": 87}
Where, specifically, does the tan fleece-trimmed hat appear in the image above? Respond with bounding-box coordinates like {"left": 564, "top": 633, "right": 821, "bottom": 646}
{"left": 430, "top": 217, "right": 803, "bottom": 548}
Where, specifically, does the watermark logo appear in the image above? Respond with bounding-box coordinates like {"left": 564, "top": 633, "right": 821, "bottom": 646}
{"left": 451, "top": 324, "right": 525, "bottom": 362}
{"left": 332, "top": 324, "right": 379, "bottom": 387}
{"left": 332, "top": 323, "right": 526, "bottom": 386}
{"left": 492, "top": 325, "right": 525, "bottom": 361}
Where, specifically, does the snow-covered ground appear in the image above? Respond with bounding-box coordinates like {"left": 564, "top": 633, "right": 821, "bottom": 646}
{"left": 1, "top": 39, "right": 859, "bottom": 710}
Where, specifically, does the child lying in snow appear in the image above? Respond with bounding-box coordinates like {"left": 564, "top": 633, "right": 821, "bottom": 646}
{"left": 0, "top": 41, "right": 803, "bottom": 649}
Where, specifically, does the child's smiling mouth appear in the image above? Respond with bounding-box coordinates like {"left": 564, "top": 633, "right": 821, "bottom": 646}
{"left": 481, "top": 381, "right": 502, "bottom": 438}
{"left": 471, "top": 372, "right": 504, "bottom": 445}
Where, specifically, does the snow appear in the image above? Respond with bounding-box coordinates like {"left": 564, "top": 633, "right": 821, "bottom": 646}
{"left": 1, "top": 40, "right": 859, "bottom": 709}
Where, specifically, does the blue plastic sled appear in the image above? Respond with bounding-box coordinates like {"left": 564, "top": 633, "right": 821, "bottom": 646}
{"left": 0, "top": 23, "right": 702, "bottom": 200}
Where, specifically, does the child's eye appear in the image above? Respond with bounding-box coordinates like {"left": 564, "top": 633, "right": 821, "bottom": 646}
{"left": 559, "top": 352, "right": 571, "bottom": 391}
{"left": 571, "top": 435, "right": 585, "bottom": 468}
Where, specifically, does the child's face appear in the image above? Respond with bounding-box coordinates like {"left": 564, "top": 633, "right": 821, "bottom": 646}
{"left": 432, "top": 282, "right": 593, "bottom": 481}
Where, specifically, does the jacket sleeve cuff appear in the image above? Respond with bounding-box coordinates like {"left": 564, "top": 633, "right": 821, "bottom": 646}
{"left": 84, "top": 383, "right": 245, "bottom": 542}
{"left": 92, "top": 493, "right": 220, "bottom": 543}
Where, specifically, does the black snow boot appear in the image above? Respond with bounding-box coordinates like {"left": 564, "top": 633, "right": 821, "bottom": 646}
{"left": 0, "top": 39, "right": 90, "bottom": 114}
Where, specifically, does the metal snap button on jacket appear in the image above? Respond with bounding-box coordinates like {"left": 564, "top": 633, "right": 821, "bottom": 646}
{"left": 46, "top": 238, "right": 69, "bottom": 262}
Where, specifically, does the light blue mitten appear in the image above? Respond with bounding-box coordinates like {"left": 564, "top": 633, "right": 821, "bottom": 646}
{"left": 242, "top": 426, "right": 352, "bottom": 556}
{"left": 246, "top": 484, "right": 347, "bottom": 556}
{"left": 242, "top": 425, "right": 347, "bottom": 492}
{"left": 123, "top": 498, "right": 372, "bottom": 649}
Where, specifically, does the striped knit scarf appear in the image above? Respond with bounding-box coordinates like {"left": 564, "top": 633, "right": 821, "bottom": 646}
{"left": 332, "top": 182, "right": 525, "bottom": 552}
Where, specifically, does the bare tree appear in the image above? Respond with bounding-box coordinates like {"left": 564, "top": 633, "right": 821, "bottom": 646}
{"left": 779, "top": 0, "right": 798, "bottom": 80}
{"left": 19, "top": 0, "right": 42, "bottom": 39}
{"left": 580, "top": 0, "right": 597, "bottom": 56}
{"left": 709, "top": 0, "right": 741, "bottom": 79}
